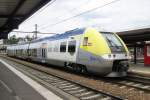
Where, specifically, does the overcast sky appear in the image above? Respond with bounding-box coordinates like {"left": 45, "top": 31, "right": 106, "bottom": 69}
{"left": 10, "top": 0, "right": 150, "bottom": 38}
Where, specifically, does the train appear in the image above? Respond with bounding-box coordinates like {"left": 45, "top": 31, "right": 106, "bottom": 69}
{"left": 7, "top": 27, "right": 130, "bottom": 77}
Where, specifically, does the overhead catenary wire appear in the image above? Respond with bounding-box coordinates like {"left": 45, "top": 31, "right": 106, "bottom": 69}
{"left": 11, "top": 0, "right": 121, "bottom": 35}
{"left": 39, "top": 0, "right": 121, "bottom": 30}
{"left": 39, "top": 0, "right": 90, "bottom": 27}
{"left": 22, "top": 0, "right": 57, "bottom": 26}
{"left": 12, "top": 30, "right": 56, "bottom": 34}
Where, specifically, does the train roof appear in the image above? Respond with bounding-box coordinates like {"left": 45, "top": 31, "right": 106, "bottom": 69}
{"left": 33, "top": 28, "right": 85, "bottom": 42}
{"left": 8, "top": 28, "right": 85, "bottom": 46}
{"left": 7, "top": 27, "right": 115, "bottom": 47}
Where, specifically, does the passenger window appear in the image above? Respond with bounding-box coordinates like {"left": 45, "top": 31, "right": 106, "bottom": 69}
{"left": 68, "top": 40, "right": 76, "bottom": 53}
{"left": 53, "top": 42, "right": 59, "bottom": 52}
{"left": 60, "top": 42, "right": 66, "bottom": 52}
{"left": 83, "top": 37, "right": 88, "bottom": 46}
{"left": 48, "top": 48, "right": 52, "bottom": 52}
{"left": 33, "top": 49, "right": 37, "bottom": 57}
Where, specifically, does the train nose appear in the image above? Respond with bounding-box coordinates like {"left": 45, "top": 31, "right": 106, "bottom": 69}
{"left": 120, "top": 61, "right": 129, "bottom": 71}
{"left": 107, "top": 60, "right": 129, "bottom": 77}
{"left": 112, "top": 60, "right": 129, "bottom": 72}
{"left": 107, "top": 71, "right": 127, "bottom": 77}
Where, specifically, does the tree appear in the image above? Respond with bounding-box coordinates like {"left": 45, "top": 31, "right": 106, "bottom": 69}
{"left": 7, "top": 35, "right": 19, "bottom": 44}
{"left": 6, "top": 35, "right": 34, "bottom": 44}
{"left": 25, "top": 35, "right": 33, "bottom": 41}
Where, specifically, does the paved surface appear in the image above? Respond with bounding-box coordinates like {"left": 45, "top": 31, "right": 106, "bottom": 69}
{"left": 0, "top": 59, "right": 62, "bottom": 100}
{"left": 0, "top": 81, "right": 17, "bottom": 100}
{"left": 129, "top": 63, "right": 150, "bottom": 76}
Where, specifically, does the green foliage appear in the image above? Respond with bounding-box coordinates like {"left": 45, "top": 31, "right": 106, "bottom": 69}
{"left": 25, "top": 35, "right": 33, "bottom": 41}
{"left": 6, "top": 35, "right": 33, "bottom": 44}
{"left": 7, "top": 35, "right": 19, "bottom": 44}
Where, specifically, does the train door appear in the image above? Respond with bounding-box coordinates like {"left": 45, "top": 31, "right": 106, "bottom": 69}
{"left": 41, "top": 43, "right": 47, "bottom": 59}
{"left": 42, "top": 48, "right": 46, "bottom": 58}
{"left": 67, "top": 40, "right": 77, "bottom": 61}
{"left": 144, "top": 44, "right": 150, "bottom": 65}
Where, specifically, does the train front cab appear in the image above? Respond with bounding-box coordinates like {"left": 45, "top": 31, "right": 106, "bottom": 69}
{"left": 105, "top": 33, "right": 130, "bottom": 77}
{"left": 79, "top": 27, "right": 130, "bottom": 77}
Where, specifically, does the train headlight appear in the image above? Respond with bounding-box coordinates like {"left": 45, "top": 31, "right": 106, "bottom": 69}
{"left": 113, "top": 54, "right": 116, "bottom": 58}
{"left": 108, "top": 54, "right": 111, "bottom": 58}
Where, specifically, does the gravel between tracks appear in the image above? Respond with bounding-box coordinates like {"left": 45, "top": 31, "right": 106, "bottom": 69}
{"left": 1, "top": 55, "right": 150, "bottom": 100}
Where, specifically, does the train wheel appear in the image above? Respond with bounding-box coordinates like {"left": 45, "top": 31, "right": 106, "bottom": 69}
{"left": 81, "top": 66, "right": 87, "bottom": 73}
{"left": 76, "top": 66, "right": 82, "bottom": 73}
{"left": 72, "top": 63, "right": 82, "bottom": 73}
{"left": 72, "top": 63, "right": 76, "bottom": 71}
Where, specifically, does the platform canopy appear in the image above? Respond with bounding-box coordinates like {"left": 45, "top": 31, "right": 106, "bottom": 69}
{"left": 0, "top": 0, "right": 52, "bottom": 39}
{"left": 117, "top": 28, "right": 150, "bottom": 43}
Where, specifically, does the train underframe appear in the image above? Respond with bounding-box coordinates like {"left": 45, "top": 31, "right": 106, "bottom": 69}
{"left": 107, "top": 60, "right": 129, "bottom": 77}
{"left": 7, "top": 53, "right": 129, "bottom": 77}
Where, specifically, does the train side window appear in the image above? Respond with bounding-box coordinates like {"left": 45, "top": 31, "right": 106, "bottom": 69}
{"left": 48, "top": 48, "right": 52, "bottom": 52}
{"left": 68, "top": 40, "right": 76, "bottom": 53}
{"left": 53, "top": 42, "right": 59, "bottom": 52}
{"left": 31, "top": 49, "right": 33, "bottom": 56}
{"left": 60, "top": 42, "right": 66, "bottom": 52}
{"left": 28, "top": 49, "right": 31, "bottom": 56}
{"left": 83, "top": 37, "right": 88, "bottom": 46}
{"left": 33, "top": 49, "right": 37, "bottom": 57}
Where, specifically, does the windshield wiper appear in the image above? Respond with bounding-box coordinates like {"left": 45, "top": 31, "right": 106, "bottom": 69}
{"left": 106, "top": 38, "right": 120, "bottom": 49}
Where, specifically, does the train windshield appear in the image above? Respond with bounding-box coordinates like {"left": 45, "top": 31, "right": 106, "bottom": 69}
{"left": 101, "top": 32, "right": 126, "bottom": 53}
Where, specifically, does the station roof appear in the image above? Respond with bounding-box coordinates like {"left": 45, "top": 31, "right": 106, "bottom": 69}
{"left": 0, "top": 0, "right": 52, "bottom": 39}
{"left": 117, "top": 28, "right": 150, "bottom": 43}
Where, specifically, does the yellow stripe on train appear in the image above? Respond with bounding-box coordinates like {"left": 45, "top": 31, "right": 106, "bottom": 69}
{"left": 80, "top": 27, "right": 111, "bottom": 56}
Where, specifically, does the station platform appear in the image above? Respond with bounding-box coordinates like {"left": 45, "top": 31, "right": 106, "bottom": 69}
{"left": 0, "top": 59, "right": 62, "bottom": 100}
{"left": 128, "top": 63, "right": 150, "bottom": 77}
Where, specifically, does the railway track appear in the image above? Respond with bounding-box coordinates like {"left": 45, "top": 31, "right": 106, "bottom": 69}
{"left": 99, "top": 76, "right": 150, "bottom": 94}
{"left": 8, "top": 61, "right": 117, "bottom": 100}
{"left": 1, "top": 55, "right": 150, "bottom": 100}
{"left": 0, "top": 56, "right": 122, "bottom": 100}
{"left": 127, "top": 73, "right": 150, "bottom": 85}
{"left": 123, "top": 75, "right": 150, "bottom": 92}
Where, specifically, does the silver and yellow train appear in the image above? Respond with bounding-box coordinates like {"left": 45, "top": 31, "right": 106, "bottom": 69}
{"left": 7, "top": 27, "right": 130, "bottom": 77}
